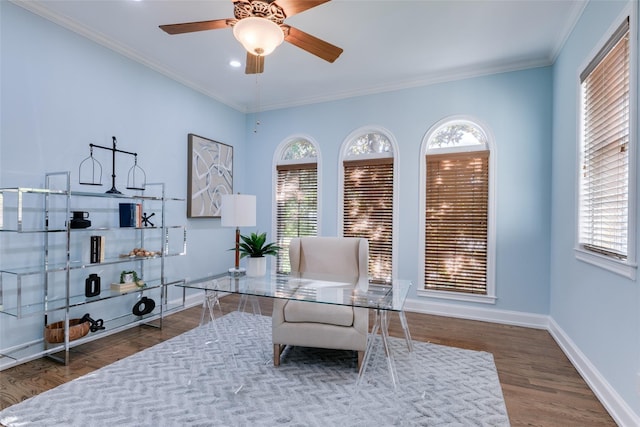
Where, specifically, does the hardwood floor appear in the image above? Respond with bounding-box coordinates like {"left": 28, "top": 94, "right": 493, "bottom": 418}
{"left": 0, "top": 295, "right": 615, "bottom": 426}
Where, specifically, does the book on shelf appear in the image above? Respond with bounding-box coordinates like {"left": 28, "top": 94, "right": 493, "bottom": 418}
{"left": 90, "top": 235, "right": 98, "bottom": 263}
{"left": 90, "top": 235, "right": 105, "bottom": 263}
{"left": 119, "top": 203, "right": 142, "bottom": 227}
{"left": 110, "top": 282, "right": 141, "bottom": 292}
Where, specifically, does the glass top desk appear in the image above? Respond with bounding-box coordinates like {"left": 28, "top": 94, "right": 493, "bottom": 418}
{"left": 179, "top": 273, "right": 413, "bottom": 389}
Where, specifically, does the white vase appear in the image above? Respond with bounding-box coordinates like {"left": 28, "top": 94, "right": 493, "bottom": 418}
{"left": 246, "top": 256, "right": 267, "bottom": 277}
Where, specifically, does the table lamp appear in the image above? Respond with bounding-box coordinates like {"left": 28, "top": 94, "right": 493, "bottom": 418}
{"left": 221, "top": 194, "right": 256, "bottom": 276}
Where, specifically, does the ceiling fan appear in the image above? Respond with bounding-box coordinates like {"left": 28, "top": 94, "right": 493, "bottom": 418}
{"left": 159, "top": 0, "right": 343, "bottom": 74}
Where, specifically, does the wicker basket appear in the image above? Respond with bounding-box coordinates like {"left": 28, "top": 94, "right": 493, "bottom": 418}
{"left": 44, "top": 319, "right": 90, "bottom": 343}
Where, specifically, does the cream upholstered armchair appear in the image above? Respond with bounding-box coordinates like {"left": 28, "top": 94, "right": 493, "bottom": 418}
{"left": 272, "top": 237, "right": 369, "bottom": 369}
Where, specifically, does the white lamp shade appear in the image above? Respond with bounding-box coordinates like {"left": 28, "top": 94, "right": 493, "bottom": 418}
{"left": 233, "top": 17, "right": 284, "bottom": 56}
{"left": 221, "top": 194, "right": 256, "bottom": 227}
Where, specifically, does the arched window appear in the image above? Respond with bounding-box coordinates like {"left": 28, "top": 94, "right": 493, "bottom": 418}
{"left": 340, "top": 127, "right": 398, "bottom": 283}
{"left": 420, "top": 117, "right": 496, "bottom": 301}
{"left": 273, "top": 137, "right": 320, "bottom": 273}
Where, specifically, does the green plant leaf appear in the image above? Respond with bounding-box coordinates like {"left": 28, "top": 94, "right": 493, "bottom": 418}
{"left": 235, "top": 232, "right": 281, "bottom": 258}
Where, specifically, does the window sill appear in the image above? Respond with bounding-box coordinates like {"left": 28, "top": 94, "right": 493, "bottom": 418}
{"left": 574, "top": 247, "right": 637, "bottom": 280}
{"left": 417, "top": 288, "right": 496, "bottom": 304}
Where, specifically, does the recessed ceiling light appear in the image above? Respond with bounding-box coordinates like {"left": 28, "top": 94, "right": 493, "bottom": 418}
{"left": 229, "top": 60, "right": 242, "bottom": 68}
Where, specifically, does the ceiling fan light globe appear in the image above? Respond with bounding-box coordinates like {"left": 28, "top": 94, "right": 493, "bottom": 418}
{"left": 233, "top": 17, "right": 284, "bottom": 56}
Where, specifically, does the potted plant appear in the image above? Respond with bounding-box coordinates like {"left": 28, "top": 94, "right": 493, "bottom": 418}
{"left": 237, "top": 232, "right": 280, "bottom": 277}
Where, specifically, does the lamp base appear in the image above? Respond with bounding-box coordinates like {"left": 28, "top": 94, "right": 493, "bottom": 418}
{"left": 228, "top": 267, "right": 246, "bottom": 277}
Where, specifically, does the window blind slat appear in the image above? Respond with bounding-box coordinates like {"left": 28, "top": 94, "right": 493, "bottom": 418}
{"left": 579, "top": 22, "right": 630, "bottom": 259}
{"left": 343, "top": 159, "right": 394, "bottom": 282}
{"left": 276, "top": 166, "right": 318, "bottom": 273}
{"left": 425, "top": 150, "right": 489, "bottom": 294}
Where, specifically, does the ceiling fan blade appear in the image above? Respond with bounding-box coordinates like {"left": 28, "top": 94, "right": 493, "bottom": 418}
{"left": 274, "top": 0, "right": 330, "bottom": 17}
{"left": 159, "top": 19, "right": 231, "bottom": 35}
{"left": 283, "top": 25, "right": 343, "bottom": 63}
{"left": 245, "top": 53, "right": 265, "bottom": 74}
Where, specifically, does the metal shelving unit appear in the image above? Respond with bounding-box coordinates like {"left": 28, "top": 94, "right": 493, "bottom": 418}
{"left": 0, "top": 172, "right": 187, "bottom": 369}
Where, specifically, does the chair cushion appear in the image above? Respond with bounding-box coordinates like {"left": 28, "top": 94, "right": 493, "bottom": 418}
{"left": 283, "top": 300, "right": 354, "bottom": 327}
{"left": 296, "top": 237, "right": 363, "bottom": 281}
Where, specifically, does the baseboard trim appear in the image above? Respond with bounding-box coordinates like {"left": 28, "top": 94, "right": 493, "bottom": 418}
{"left": 547, "top": 318, "right": 640, "bottom": 427}
{"left": 404, "top": 297, "right": 640, "bottom": 426}
{"left": 403, "top": 297, "right": 549, "bottom": 329}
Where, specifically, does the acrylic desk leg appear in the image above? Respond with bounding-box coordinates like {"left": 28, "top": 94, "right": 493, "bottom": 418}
{"left": 398, "top": 310, "right": 413, "bottom": 352}
{"left": 379, "top": 310, "right": 399, "bottom": 389}
{"left": 235, "top": 294, "right": 270, "bottom": 365}
{"left": 200, "top": 290, "right": 223, "bottom": 326}
{"left": 355, "top": 310, "right": 380, "bottom": 390}
{"left": 237, "top": 293, "right": 262, "bottom": 316}
{"left": 355, "top": 309, "right": 399, "bottom": 392}
{"left": 188, "top": 290, "right": 238, "bottom": 386}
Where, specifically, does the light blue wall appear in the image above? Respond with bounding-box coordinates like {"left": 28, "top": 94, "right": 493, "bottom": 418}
{"left": 0, "top": 2, "right": 246, "bottom": 347}
{"left": 0, "top": 0, "right": 554, "bottom": 319}
{"left": 4, "top": 0, "right": 638, "bottom": 421}
{"left": 244, "top": 68, "right": 553, "bottom": 314}
{"left": 551, "top": 0, "right": 640, "bottom": 416}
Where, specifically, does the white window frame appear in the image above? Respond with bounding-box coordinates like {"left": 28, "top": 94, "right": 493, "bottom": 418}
{"left": 338, "top": 126, "right": 399, "bottom": 280}
{"left": 271, "top": 135, "right": 322, "bottom": 274}
{"left": 418, "top": 116, "right": 497, "bottom": 304}
{"left": 574, "top": 3, "right": 638, "bottom": 280}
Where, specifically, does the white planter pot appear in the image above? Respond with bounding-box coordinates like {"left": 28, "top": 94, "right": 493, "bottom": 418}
{"left": 246, "top": 257, "right": 267, "bottom": 277}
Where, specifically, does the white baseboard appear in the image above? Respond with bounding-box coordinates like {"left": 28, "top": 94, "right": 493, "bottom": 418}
{"left": 403, "top": 297, "right": 640, "bottom": 426}
{"left": 548, "top": 318, "right": 640, "bottom": 427}
{"left": 403, "top": 297, "right": 549, "bottom": 329}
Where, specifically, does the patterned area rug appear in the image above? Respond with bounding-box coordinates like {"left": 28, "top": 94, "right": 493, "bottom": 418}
{"left": 0, "top": 312, "right": 509, "bottom": 426}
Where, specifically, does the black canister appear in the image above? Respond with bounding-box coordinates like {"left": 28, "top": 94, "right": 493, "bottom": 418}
{"left": 85, "top": 273, "right": 101, "bottom": 297}
{"left": 70, "top": 211, "right": 91, "bottom": 229}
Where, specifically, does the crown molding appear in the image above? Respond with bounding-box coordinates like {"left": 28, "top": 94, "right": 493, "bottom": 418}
{"left": 10, "top": 0, "right": 583, "bottom": 114}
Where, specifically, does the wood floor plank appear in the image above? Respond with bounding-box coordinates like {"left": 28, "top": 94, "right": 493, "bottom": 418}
{"left": 0, "top": 296, "right": 616, "bottom": 426}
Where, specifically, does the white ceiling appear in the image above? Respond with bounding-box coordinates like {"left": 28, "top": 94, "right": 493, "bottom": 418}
{"left": 15, "top": 0, "right": 586, "bottom": 113}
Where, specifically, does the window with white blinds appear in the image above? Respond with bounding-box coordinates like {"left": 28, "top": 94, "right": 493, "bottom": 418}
{"left": 579, "top": 18, "right": 631, "bottom": 261}
{"left": 276, "top": 164, "right": 318, "bottom": 273}
{"left": 425, "top": 151, "right": 489, "bottom": 294}
{"left": 343, "top": 157, "right": 394, "bottom": 283}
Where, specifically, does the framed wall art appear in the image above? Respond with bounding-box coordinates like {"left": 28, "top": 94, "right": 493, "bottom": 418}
{"left": 187, "top": 133, "right": 233, "bottom": 218}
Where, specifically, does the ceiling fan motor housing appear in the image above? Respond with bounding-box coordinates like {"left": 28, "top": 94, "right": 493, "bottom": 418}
{"left": 234, "top": 0, "right": 286, "bottom": 25}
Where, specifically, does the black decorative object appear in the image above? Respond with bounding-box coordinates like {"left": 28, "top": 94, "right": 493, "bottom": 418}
{"left": 142, "top": 212, "right": 155, "bottom": 227}
{"left": 132, "top": 296, "right": 156, "bottom": 316}
{"left": 85, "top": 273, "right": 101, "bottom": 297}
{"left": 79, "top": 136, "right": 146, "bottom": 194}
{"left": 70, "top": 211, "right": 91, "bottom": 229}
{"left": 80, "top": 313, "right": 105, "bottom": 333}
